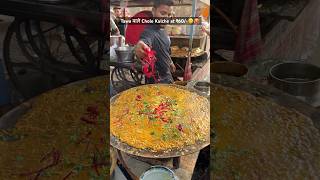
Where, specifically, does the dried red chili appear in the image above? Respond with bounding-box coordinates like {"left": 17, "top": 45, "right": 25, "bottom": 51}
{"left": 142, "top": 48, "right": 159, "bottom": 82}
{"left": 19, "top": 148, "right": 61, "bottom": 179}
{"left": 177, "top": 124, "right": 183, "bottom": 132}
{"left": 62, "top": 170, "right": 73, "bottom": 180}
{"left": 136, "top": 95, "right": 142, "bottom": 101}
{"left": 80, "top": 105, "right": 100, "bottom": 125}
{"left": 80, "top": 117, "right": 96, "bottom": 125}
{"left": 87, "top": 105, "right": 99, "bottom": 115}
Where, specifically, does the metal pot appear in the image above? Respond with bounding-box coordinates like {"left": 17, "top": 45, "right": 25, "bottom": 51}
{"left": 115, "top": 46, "right": 134, "bottom": 63}
{"left": 268, "top": 62, "right": 320, "bottom": 106}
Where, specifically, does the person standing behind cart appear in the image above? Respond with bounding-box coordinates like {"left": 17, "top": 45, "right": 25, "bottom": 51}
{"left": 134, "top": 0, "right": 176, "bottom": 84}
{"left": 113, "top": 6, "right": 126, "bottom": 36}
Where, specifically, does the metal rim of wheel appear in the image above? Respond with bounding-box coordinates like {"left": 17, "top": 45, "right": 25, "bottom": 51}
{"left": 3, "top": 19, "right": 101, "bottom": 99}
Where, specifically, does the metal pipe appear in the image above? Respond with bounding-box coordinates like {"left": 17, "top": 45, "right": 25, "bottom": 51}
{"left": 188, "top": 0, "right": 197, "bottom": 56}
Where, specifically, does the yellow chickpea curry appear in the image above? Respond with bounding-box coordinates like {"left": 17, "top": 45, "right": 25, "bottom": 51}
{"left": 0, "top": 77, "right": 108, "bottom": 179}
{"left": 211, "top": 84, "right": 320, "bottom": 179}
{"left": 111, "top": 85, "right": 210, "bottom": 152}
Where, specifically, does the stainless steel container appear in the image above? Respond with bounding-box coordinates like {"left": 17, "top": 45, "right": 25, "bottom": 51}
{"left": 268, "top": 62, "right": 320, "bottom": 107}
{"left": 115, "top": 46, "right": 134, "bottom": 63}
{"left": 110, "top": 35, "right": 125, "bottom": 47}
{"left": 140, "top": 166, "right": 178, "bottom": 180}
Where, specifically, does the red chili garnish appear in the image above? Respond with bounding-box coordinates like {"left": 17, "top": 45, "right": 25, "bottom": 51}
{"left": 151, "top": 102, "right": 171, "bottom": 121}
{"left": 100, "top": 137, "right": 105, "bottom": 144}
{"left": 77, "top": 131, "right": 92, "bottom": 144}
{"left": 136, "top": 95, "right": 142, "bottom": 101}
{"left": 87, "top": 105, "right": 99, "bottom": 115}
{"left": 92, "top": 153, "right": 100, "bottom": 176}
{"left": 62, "top": 170, "right": 73, "bottom": 180}
{"left": 80, "top": 105, "right": 101, "bottom": 125}
{"left": 161, "top": 117, "right": 169, "bottom": 123}
{"left": 177, "top": 124, "right": 183, "bottom": 132}
{"left": 19, "top": 148, "right": 61, "bottom": 179}
{"left": 80, "top": 116, "right": 96, "bottom": 125}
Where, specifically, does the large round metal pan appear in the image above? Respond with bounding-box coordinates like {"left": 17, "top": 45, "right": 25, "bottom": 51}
{"left": 0, "top": 76, "right": 106, "bottom": 129}
{"left": 212, "top": 73, "right": 320, "bottom": 130}
{"left": 110, "top": 84, "right": 210, "bottom": 158}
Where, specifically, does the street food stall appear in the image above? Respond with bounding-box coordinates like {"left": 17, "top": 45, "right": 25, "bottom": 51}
{"left": 110, "top": 0, "right": 210, "bottom": 95}
{"left": 110, "top": 0, "right": 210, "bottom": 179}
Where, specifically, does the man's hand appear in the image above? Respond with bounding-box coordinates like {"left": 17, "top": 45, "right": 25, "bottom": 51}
{"left": 170, "top": 63, "right": 176, "bottom": 73}
{"left": 115, "top": 29, "right": 120, "bottom": 35}
{"left": 135, "top": 41, "right": 150, "bottom": 59}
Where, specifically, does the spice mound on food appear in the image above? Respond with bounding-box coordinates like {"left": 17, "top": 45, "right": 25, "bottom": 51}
{"left": 211, "top": 84, "right": 320, "bottom": 179}
{"left": 111, "top": 85, "right": 210, "bottom": 152}
{"left": 0, "top": 76, "right": 108, "bottom": 179}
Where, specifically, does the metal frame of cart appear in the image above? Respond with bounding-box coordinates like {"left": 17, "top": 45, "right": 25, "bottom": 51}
{"left": 0, "top": 0, "right": 107, "bottom": 100}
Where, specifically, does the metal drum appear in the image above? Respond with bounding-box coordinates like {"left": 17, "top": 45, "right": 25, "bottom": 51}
{"left": 115, "top": 46, "right": 135, "bottom": 63}
{"left": 269, "top": 62, "right": 320, "bottom": 107}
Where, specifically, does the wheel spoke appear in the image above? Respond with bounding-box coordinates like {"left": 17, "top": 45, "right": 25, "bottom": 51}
{"left": 10, "top": 62, "right": 39, "bottom": 69}
{"left": 30, "top": 25, "right": 61, "bottom": 38}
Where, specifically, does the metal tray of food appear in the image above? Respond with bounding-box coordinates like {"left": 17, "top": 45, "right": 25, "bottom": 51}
{"left": 212, "top": 73, "right": 320, "bottom": 129}
{"left": 0, "top": 76, "right": 106, "bottom": 129}
{"left": 110, "top": 84, "right": 210, "bottom": 158}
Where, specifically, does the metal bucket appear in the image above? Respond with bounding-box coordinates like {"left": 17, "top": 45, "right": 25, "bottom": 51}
{"left": 140, "top": 166, "right": 178, "bottom": 180}
{"left": 268, "top": 62, "right": 320, "bottom": 106}
{"left": 115, "top": 46, "right": 134, "bottom": 63}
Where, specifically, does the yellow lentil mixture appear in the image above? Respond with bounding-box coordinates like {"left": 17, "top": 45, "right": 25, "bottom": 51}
{"left": 211, "top": 84, "right": 320, "bottom": 179}
{"left": 111, "top": 85, "right": 210, "bottom": 152}
{"left": 0, "top": 76, "right": 108, "bottom": 179}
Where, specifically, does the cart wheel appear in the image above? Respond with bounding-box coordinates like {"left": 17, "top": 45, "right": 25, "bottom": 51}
{"left": 3, "top": 20, "right": 53, "bottom": 99}
{"left": 3, "top": 19, "right": 99, "bottom": 99}
{"left": 130, "top": 69, "right": 144, "bottom": 84}
{"left": 111, "top": 67, "right": 142, "bottom": 93}
{"left": 24, "top": 20, "right": 98, "bottom": 72}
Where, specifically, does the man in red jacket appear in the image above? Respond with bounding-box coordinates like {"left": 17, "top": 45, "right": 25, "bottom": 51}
{"left": 134, "top": 0, "right": 176, "bottom": 84}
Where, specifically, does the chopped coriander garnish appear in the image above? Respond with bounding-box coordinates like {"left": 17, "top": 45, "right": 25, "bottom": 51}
{"left": 16, "top": 155, "right": 24, "bottom": 161}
